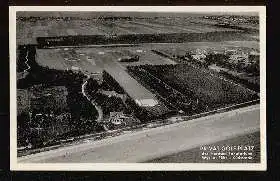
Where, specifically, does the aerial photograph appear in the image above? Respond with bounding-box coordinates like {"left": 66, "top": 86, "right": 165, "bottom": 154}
{"left": 14, "top": 10, "right": 263, "bottom": 165}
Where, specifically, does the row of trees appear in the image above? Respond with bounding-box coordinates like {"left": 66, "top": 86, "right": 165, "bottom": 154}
{"left": 152, "top": 48, "right": 259, "bottom": 95}
{"left": 203, "top": 52, "right": 259, "bottom": 75}
{"left": 157, "top": 64, "right": 258, "bottom": 108}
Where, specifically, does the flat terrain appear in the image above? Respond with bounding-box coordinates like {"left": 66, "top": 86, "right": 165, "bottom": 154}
{"left": 18, "top": 104, "right": 260, "bottom": 163}
{"left": 35, "top": 46, "right": 176, "bottom": 73}
{"left": 150, "top": 41, "right": 259, "bottom": 57}
{"left": 35, "top": 40, "right": 259, "bottom": 72}
{"left": 35, "top": 48, "right": 104, "bottom": 73}
{"left": 16, "top": 14, "right": 242, "bottom": 45}
{"left": 137, "top": 64, "right": 259, "bottom": 110}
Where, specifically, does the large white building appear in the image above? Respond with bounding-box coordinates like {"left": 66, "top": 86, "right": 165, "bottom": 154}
{"left": 135, "top": 99, "right": 158, "bottom": 107}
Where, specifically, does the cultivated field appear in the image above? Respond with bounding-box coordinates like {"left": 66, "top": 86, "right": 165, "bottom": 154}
{"left": 146, "top": 41, "right": 260, "bottom": 92}
{"left": 17, "top": 89, "right": 30, "bottom": 115}
{"left": 131, "top": 64, "right": 259, "bottom": 111}
{"left": 16, "top": 14, "right": 244, "bottom": 46}
{"left": 36, "top": 48, "right": 104, "bottom": 74}
{"left": 150, "top": 41, "right": 259, "bottom": 57}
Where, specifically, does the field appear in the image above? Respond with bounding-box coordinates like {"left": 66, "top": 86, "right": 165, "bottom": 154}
{"left": 35, "top": 40, "right": 259, "bottom": 71}
{"left": 17, "top": 75, "right": 104, "bottom": 148}
{"left": 35, "top": 48, "right": 103, "bottom": 74}
{"left": 16, "top": 13, "right": 247, "bottom": 46}
{"left": 35, "top": 45, "right": 176, "bottom": 74}
{"left": 151, "top": 41, "right": 259, "bottom": 58}
{"left": 17, "top": 89, "right": 30, "bottom": 114}
{"left": 146, "top": 41, "right": 260, "bottom": 92}
{"left": 17, "top": 85, "right": 69, "bottom": 117}
{"left": 129, "top": 64, "right": 259, "bottom": 111}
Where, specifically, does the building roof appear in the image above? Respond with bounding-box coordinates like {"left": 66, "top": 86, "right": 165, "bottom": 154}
{"left": 135, "top": 99, "right": 158, "bottom": 107}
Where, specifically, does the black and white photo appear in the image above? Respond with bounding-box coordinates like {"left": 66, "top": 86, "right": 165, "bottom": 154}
{"left": 9, "top": 6, "right": 266, "bottom": 170}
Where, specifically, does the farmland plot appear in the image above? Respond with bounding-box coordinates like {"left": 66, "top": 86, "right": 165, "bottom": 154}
{"left": 140, "top": 64, "right": 259, "bottom": 110}
{"left": 116, "top": 22, "right": 153, "bottom": 34}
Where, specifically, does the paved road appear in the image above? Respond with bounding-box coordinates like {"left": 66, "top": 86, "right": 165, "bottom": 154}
{"left": 18, "top": 104, "right": 260, "bottom": 163}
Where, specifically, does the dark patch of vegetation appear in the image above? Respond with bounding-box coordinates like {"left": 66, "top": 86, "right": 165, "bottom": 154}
{"left": 95, "top": 71, "right": 147, "bottom": 120}
{"left": 102, "top": 71, "right": 125, "bottom": 94}
{"left": 152, "top": 49, "right": 259, "bottom": 93}
{"left": 128, "top": 64, "right": 259, "bottom": 113}
{"left": 127, "top": 66, "right": 205, "bottom": 115}
{"left": 17, "top": 45, "right": 104, "bottom": 149}
{"left": 93, "top": 93, "right": 127, "bottom": 115}
{"left": 205, "top": 52, "right": 259, "bottom": 76}
{"left": 219, "top": 71, "right": 260, "bottom": 92}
